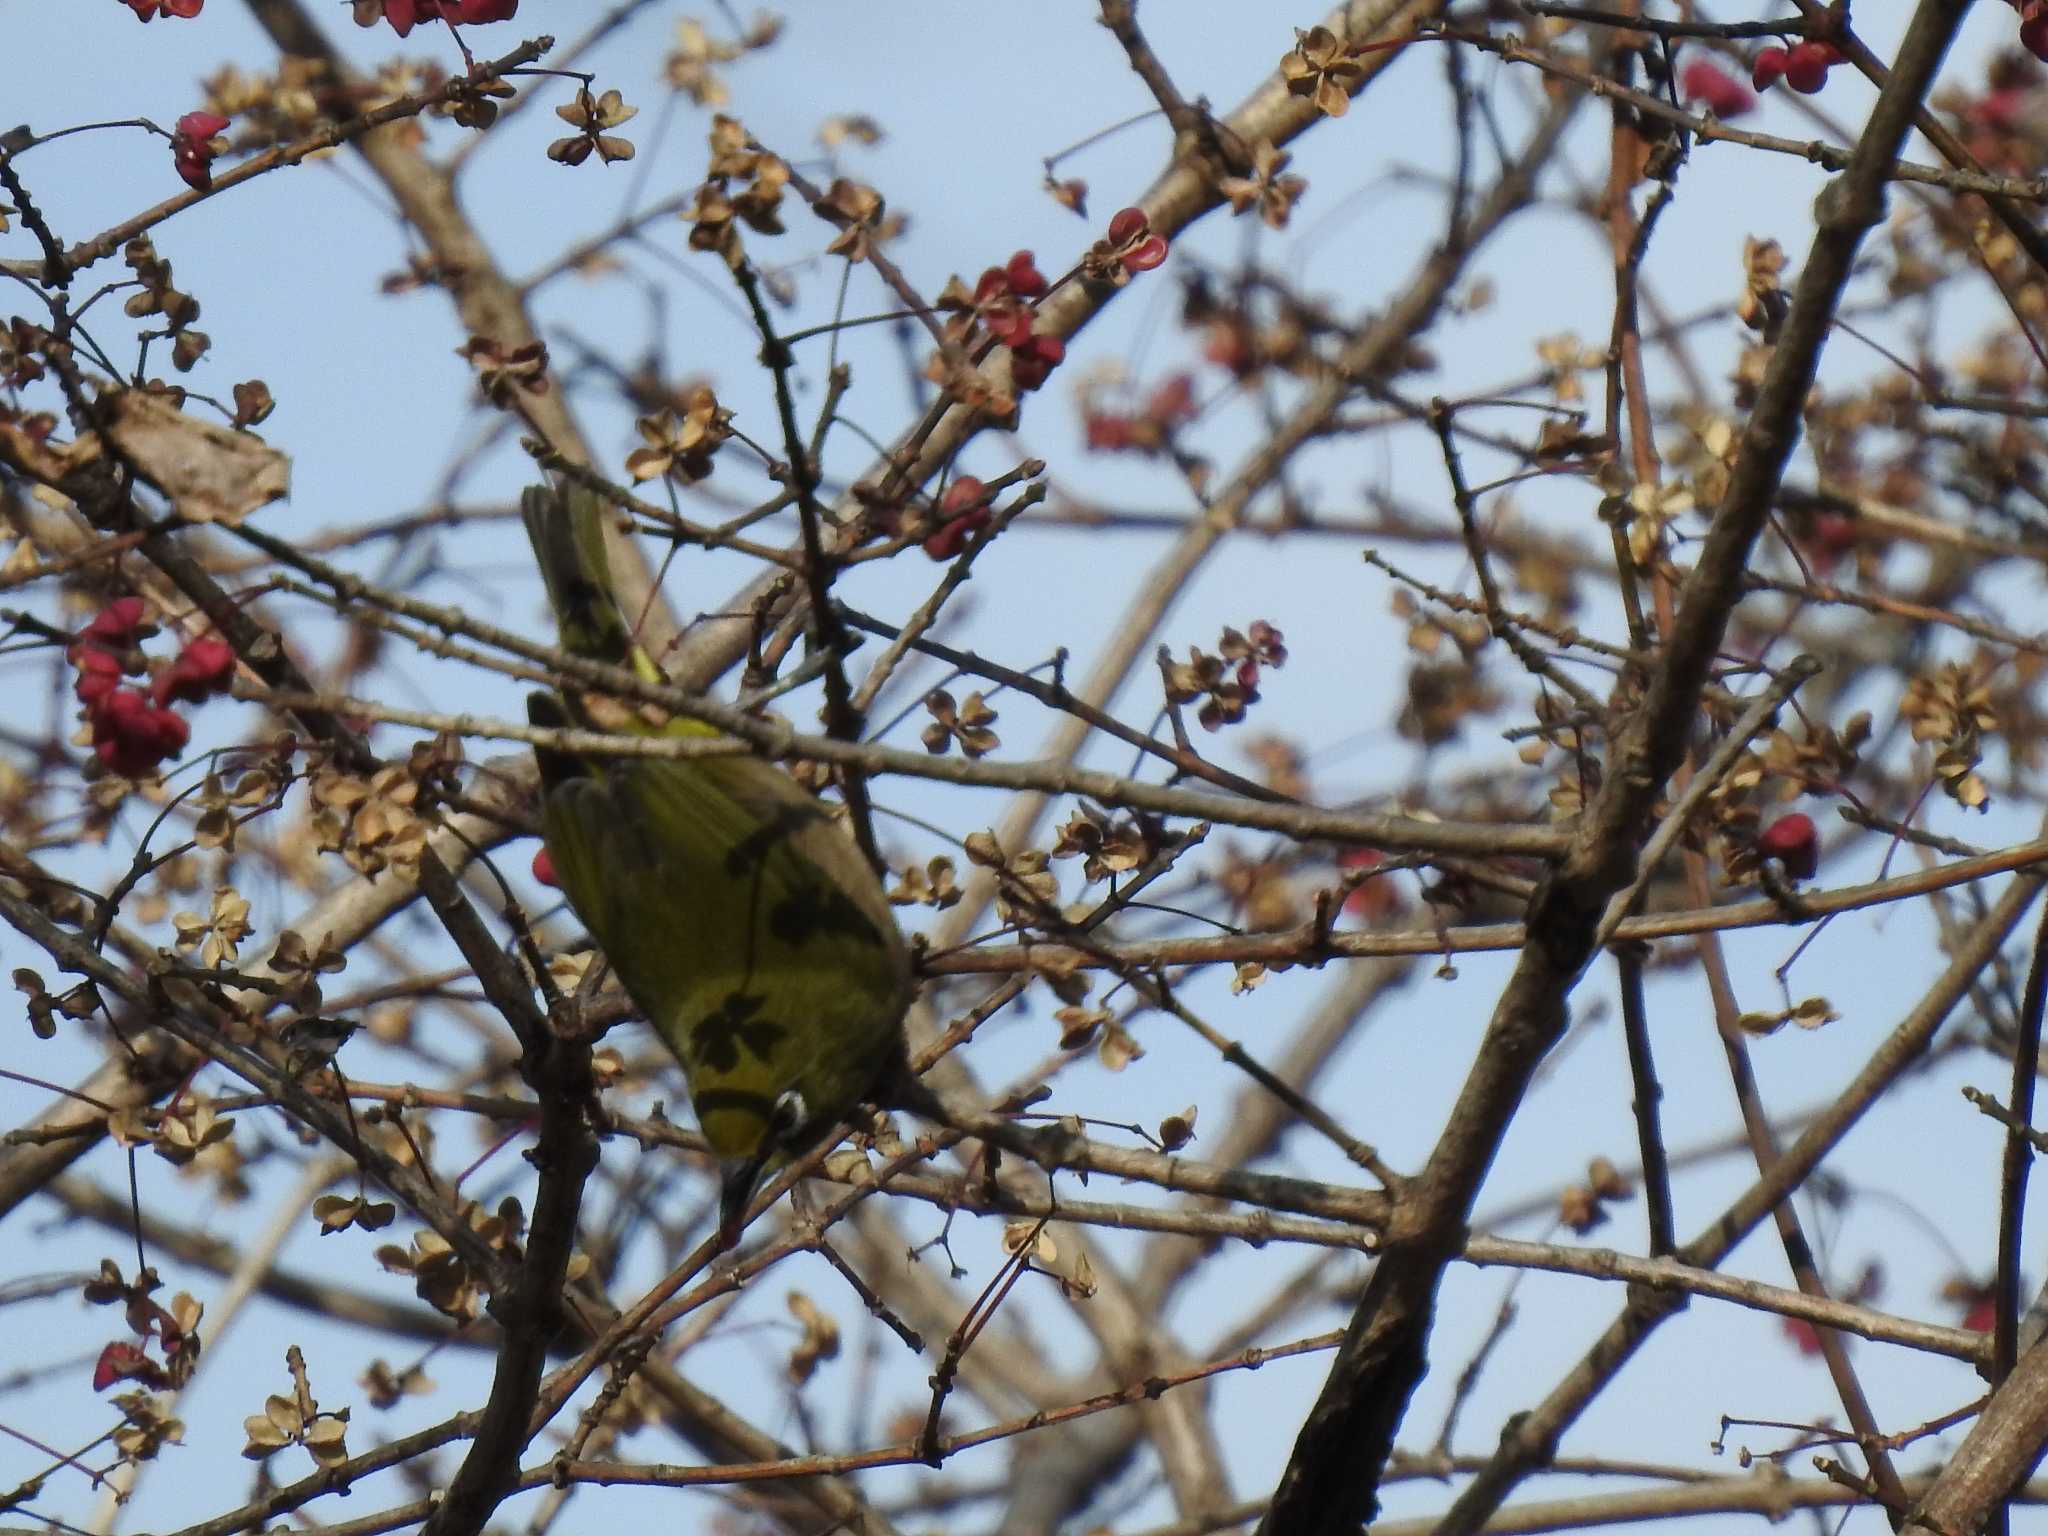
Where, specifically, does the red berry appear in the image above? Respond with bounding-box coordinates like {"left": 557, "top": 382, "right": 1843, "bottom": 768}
{"left": 92, "top": 692, "right": 189, "bottom": 778}
{"left": 188, "top": 633, "right": 239, "bottom": 678}
{"left": 1336, "top": 847, "right": 1401, "bottom": 920}
{"left": 146, "top": 707, "right": 190, "bottom": 755}
{"left": 1107, "top": 207, "right": 1149, "bottom": 246}
{"left": 1124, "top": 235, "right": 1168, "bottom": 274}
{"left": 170, "top": 113, "right": 230, "bottom": 192}
{"left": 82, "top": 597, "right": 149, "bottom": 647}
{"left": 2023, "top": 2, "right": 2048, "bottom": 62}
{"left": 74, "top": 647, "right": 124, "bottom": 708}
{"left": 1004, "top": 250, "right": 1048, "bottom": 298}
{"left": 940, "top": 477, "right": 987, "bottom": 516}
{"left": 93, "top": 1342, "right": 154, "bottom": 1392}
{"left": 1098, "top": 208, "right": 1169, "bottom": 278}
{"left": 96, "top": 737, "right": 153, "bottom": 778}
{"left": 1783, "top": 42, "right": 1839, "bottom": 94}
{"left": 923, "top": 479, "right": 992, "bottom": 559}
{"left": 532, "top": 847, "right": 558, "bottom": 887}
{"left": 1008, "top": 332, "right": 1064, "bottom": 391}
{"left": 923, "top": 509, "right": 992, "bottom": 561}
{"left": 155, "top": 636, "right": 236, "bottom": 705}
{"left": 174, "top": 111, "right": 230, "bottom": 143}
{"left": 1757, "top": 813, "right": 1819, "bottom": 880}
{"left": 96, "top": 687, "right": 151, "bottom": 725}
{"left": 368, "top": 0, "right": 433, "bottom": 33}
{"left": 1680, "top": 58, "right": 1756, "bottom": 118}
{"left": 975, "top": 267, "right": 1015, "bottom": 307}
{"left": 1781, "top": 1316, "right": 1826, "bottom": 1357}
{"left": 1751, "top": 46, "right": 1789, "bottom": 92}
{"left": 983, "top": 302, "right": 1037, "bottom": 350}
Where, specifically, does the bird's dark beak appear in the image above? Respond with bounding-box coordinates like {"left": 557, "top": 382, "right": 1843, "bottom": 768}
{"left": 716, "top": 1153, "right": 770, "bottom": 1248}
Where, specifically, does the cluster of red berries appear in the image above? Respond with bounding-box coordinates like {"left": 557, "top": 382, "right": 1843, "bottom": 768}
{"left": 170, "top": 111, "right": 230, "bottom": 192}
{"left": 922, "top": 476, "right": 994, "bottom": 561}
{"left": 359, "top": 0, "right": 518, "bottom": 35}
{"left": 128, "top": 0, "right": 519, "bottom": 33}
{"left": 1680, "top": 37, "right": 1849, "bottom": 116}
{"left": 968, "top": 252, "right": 1065, "bottom": 392}
{"left": 1751, "top": 40, "right": 1845, "bottom": 95}
{"left": 72, "top": 598, "right": 235, "bottom": 779}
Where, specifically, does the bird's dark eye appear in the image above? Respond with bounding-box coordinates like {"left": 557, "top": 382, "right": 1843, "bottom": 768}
{"left": 770, "top": 1089, "right": 808, "bottom": 1143}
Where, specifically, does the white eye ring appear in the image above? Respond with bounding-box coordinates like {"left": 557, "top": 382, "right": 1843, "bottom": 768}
{"left": 770, "top": 1089, "right": 808, "bottom": 1142}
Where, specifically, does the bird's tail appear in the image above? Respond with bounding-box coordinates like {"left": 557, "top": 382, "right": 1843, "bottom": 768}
{"left": 521, "top": 482, "right": 662, "bottom": 684}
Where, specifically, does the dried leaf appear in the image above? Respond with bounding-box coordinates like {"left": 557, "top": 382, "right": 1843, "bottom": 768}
{"left": 101, "top": 389, "right": 289, "bottom": 524}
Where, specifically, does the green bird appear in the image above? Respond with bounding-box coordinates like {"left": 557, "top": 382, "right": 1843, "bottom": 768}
{"left": 521, "top": 481, "right": 913, "bottom": 1239}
